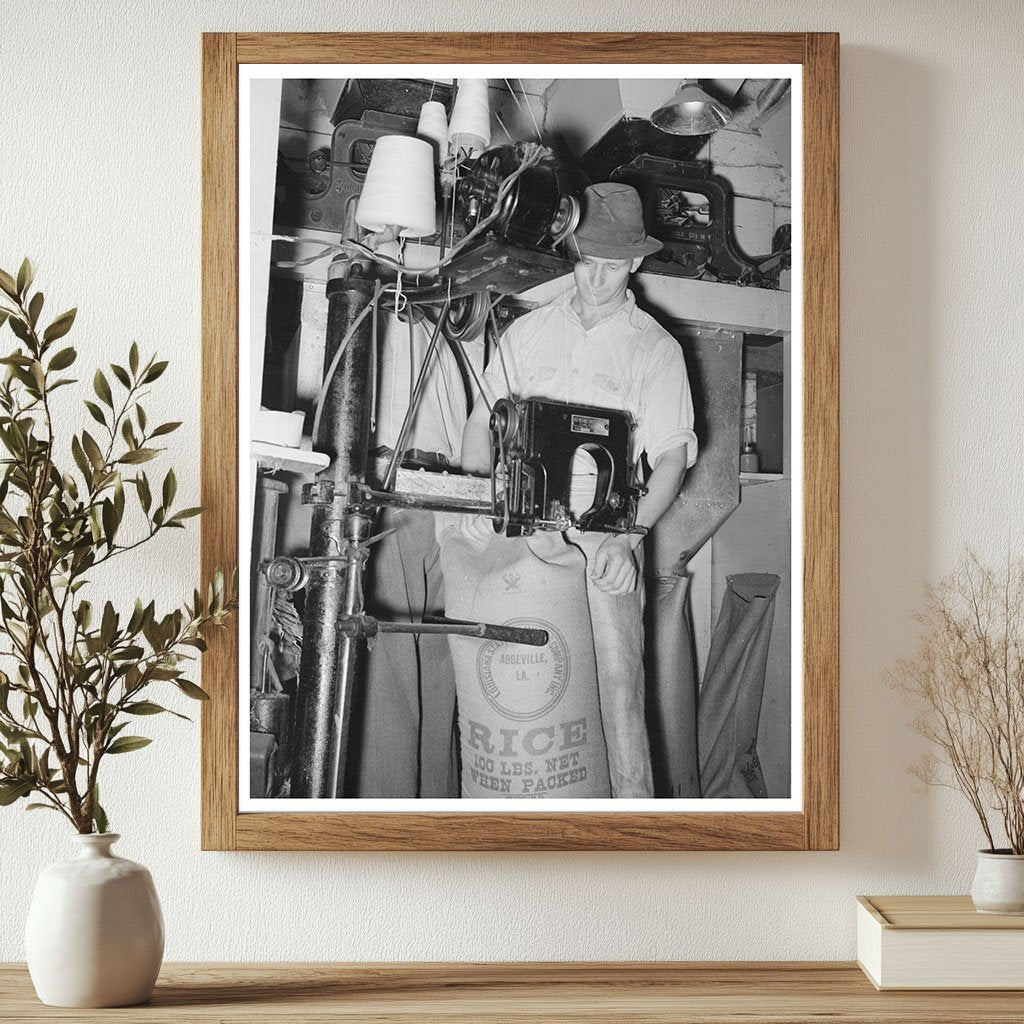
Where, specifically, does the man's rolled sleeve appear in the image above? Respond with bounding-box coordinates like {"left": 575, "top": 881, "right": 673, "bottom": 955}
{"left": 637, "top": 336, "right": 698, "bottom": 469}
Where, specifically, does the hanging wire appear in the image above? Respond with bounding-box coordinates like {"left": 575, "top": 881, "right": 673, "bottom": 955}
{"left": 492, "top": 109, "right": 513, "bottom": 146}
{"left": 503, "top": 79, "right": 543, "bottom": 142}
{"left": 444, "top": 323, "right": 493, "bottom": 415}
{"left": 369, "top": 286, "right": 379, "bottom": 434}
{"left": 487, "top": 302, "right": 514, "bottom": 399}
{"left": 394, "top": 268, "right": 404, "bottom": 320}
{"left": 518, "top": 79, "right": 544, "bottom": 140}
{"left": 448, "top": 154, "right": 460, "bottom": 256}
{"left": 406, "top": 313, "right": 416, "bottom": 426}
{"left": 381, "top": 296, "right": 453, "bottom": 492}
{"left": 271, "top": 241, "right": 344, "bottom": 269}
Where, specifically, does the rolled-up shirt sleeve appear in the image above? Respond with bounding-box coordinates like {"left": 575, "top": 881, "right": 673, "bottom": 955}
{"left": 636, "top": 334, "right": 698, "bottom": 469}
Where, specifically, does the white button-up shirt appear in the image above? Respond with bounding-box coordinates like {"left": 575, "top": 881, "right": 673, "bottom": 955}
{"left": 480, "top": 286, "right": 698, "bottom": 471}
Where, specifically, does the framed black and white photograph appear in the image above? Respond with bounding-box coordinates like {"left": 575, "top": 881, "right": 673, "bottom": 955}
{"left": 201, "top": 32, "right": 839, "bottom": 851}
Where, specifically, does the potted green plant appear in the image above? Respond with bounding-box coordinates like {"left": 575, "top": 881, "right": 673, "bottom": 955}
{"left": 0, "top": 260, "right": 236, "bottom": 1006}
{"left": 896, "top": 551, "right": 1024, "bottom": 914}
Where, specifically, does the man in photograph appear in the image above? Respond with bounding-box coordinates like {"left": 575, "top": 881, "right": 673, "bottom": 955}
{"left": 459, "top": 182, "right": 698, "bottom": 797}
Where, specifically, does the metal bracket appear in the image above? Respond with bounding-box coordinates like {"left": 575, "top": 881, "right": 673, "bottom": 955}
{"left": 301, "top": 479, "right": 337, "bottom": 506}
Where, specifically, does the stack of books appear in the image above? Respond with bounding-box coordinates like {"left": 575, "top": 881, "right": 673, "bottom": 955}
{"left": 857, "top": 895, "right": 1024, "bottom": 990}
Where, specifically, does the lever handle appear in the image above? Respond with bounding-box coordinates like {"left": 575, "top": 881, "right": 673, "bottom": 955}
{"left": 422, "top": 614, "right": 548, "bottom": 647}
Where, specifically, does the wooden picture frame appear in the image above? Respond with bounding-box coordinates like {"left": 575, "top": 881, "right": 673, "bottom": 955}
{"left": 201, "top": 32, "right": 839, "bottom": 851}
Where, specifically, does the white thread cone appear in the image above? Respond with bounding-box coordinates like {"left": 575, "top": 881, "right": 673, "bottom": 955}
{"left": 355, "top": 135, "right": 436, "bottom": 237}
{"left": 416, "top": 100, "right": 448, "bottom": 162}
{"left": 447, "top": 78, "right": 491, "bottom": 157}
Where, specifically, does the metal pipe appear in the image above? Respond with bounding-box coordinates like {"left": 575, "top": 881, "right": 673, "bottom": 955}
{"left": 356, "top": 486, "right": 493, "bottom": 517}
{"left": 330, "top": 511, "right": 371, "bottom": 791}
{"left": 379, "top": 620, "right": 546, "bottom": 643}
{"left": 290, "top": 508, "right": 347, "bottom": 799}
{"left": 338, "top": 614, "right": 549, "bottom": 647}
{"left": 291, "top": 256, "right": 377, "bottom": 799}
{"left": 251, "top": 475, "right": 289, "bottom": 693}
{"left": 756, "top": 79, "right": 790, "bottom": 114}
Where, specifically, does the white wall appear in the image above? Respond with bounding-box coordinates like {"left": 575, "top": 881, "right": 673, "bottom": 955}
{"left": 1, "top": 0, "right": 1022, "bottom": 962}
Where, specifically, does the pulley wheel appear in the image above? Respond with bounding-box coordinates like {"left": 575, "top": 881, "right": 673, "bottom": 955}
{"left": 442, "top": 292, "right": 489, "bottom": 342}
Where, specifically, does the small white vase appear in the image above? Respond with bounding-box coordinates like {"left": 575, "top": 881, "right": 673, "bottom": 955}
{"left": 25, "top": 833, "right": 164, "bottom": 1007}
{"left": 971, "top": 849, "right": 1024, "bottom": 915}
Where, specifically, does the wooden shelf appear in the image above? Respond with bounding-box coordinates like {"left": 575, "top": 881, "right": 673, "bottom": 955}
{"left": 251, "top": 441, "right": 330, "bottom": 473}
{"left": 3, "top": 962, "right": 1023, "bottom": 1022}
{"left": 521, "top": 272, "right": 791, "bottom": 336}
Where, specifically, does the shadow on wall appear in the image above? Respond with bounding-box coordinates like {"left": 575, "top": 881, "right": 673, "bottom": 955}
{"left": 838, "top": 48, "right": 937, "bottom": 868}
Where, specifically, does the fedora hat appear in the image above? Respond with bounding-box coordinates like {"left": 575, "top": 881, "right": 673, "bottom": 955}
{"left": 567, "top": 182, "right": 662, "bottom": 259}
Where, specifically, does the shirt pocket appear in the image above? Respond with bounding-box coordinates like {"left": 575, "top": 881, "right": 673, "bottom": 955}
{"left": 592, "top": 372, "right": 627, "bottom": 399}
{"left": 524, "top": 365, "right": 558, "bottom": 389}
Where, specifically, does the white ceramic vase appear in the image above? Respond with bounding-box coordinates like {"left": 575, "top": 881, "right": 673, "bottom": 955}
{"left": 25, "top": 833, "right": 164, "bottom": 1007}
{"left": 971, "top": 849, "right": 1024, "bottom": 914}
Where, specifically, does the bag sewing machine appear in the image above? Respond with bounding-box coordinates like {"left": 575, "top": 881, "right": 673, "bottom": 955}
{"left": 487, "top": 397, "right": 644, "bottom": 536}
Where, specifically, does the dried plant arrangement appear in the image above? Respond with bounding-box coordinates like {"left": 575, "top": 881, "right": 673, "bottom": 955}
{"left": 895, "top": 551, "right": 1024, "bottom": 853}
{"left": 0, "top": 259, "right": 236, "bottom": 833}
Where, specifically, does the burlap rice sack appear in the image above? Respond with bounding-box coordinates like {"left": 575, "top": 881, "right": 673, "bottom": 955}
{"left": 438, "top": 521, "right": 611, "bottom": 799}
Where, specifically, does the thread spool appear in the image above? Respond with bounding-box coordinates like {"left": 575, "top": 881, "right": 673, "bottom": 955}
{"left": 417, "top": 100, "right": 449, "bottom": 162}
{"left": 447, "top": 78, "right": 491, "bottom": 157}
{"left": 355, "top": 135, "right": 437, "bottom": 237}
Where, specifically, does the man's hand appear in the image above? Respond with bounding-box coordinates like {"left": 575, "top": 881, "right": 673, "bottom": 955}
{"left": 585, "top": 444, "right": 689, "bottom": 596}
{"left": 589, "top": 534, "right": 638, "bottom": 595}
{"left": 461, "top": 397, "right": 496, "bottom": 475}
